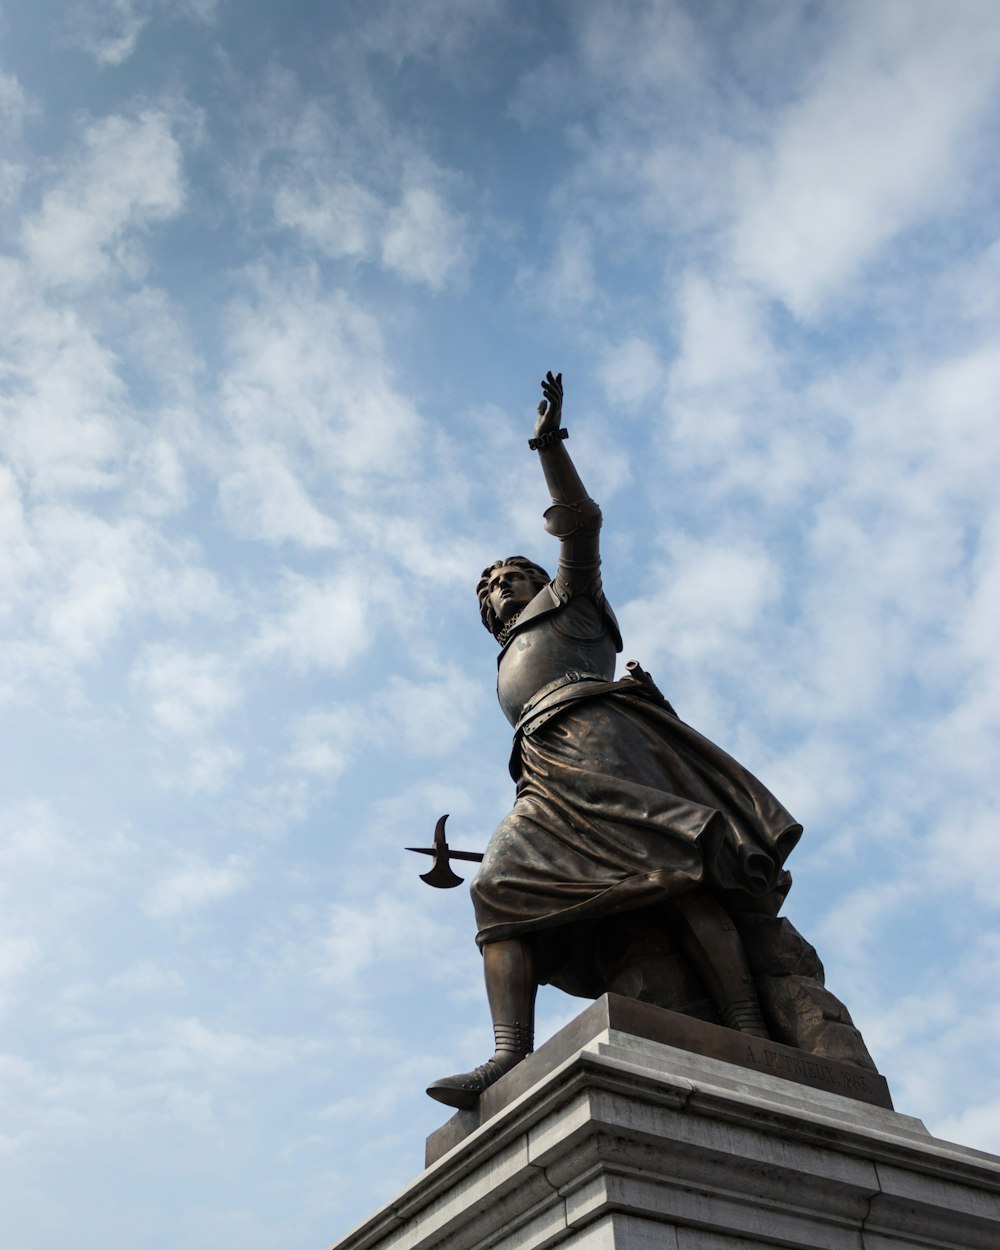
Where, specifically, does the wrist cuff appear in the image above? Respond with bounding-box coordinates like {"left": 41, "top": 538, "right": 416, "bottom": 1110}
{"left": 529, "top": 427, "right": 569, "bottom": 451}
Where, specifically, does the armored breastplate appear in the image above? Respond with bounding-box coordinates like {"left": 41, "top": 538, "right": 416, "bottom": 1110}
{"left": 496, "top": 595, "right": 618, "bottom": 726}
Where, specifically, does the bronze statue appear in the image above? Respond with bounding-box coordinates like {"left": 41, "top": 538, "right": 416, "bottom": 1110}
{"left": 426, "top": 373, "right": 875, "bottom": 1110}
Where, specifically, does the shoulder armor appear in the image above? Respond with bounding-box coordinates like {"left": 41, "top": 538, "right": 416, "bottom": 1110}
{"left": 498, "top": 580, "right": 623, "bottom": 660}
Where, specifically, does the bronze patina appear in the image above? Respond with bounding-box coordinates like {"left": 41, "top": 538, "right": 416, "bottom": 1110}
{"left": 424, "top": 372, "right": 877, "bottom": 1110}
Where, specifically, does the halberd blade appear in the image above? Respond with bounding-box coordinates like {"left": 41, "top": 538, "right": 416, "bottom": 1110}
{"left": 420, "top": 859, "right": 464, "bottom": 889}
{"left": 406, "top": 814, "right": 482, "bottom": 888}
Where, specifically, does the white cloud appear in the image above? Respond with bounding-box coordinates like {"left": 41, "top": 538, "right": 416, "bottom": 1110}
{"left": 274, "top": 178, "right": 382, "bottom": 262}
{"left": 244, "top": 68, "right": 475, "bottom": 292}
{"left": 0, "top": 502, "right": 225, "bottom": 688}
{"left": 47, "top": 568, "right": 133, "bottom": 661}
{"left": 925, "top": 803, "right": 1000, "bottom": 909}
{"left": 221, "top": 275, "right": 423, "bottom": 483}
{"left": 521, "top": 220, "right": 595, "bottom": 316}
{"left": 22, "top": 110, "right": 184, "bottom": 288}
{"left": 251, "top": 572, "right": 374, "bottom": 673}
{"left": 285, "top": 668, "right": 484, "bottom": 781}
{"left": 761, "top": 735, "right": 864, "bottom": 833}
{"left": 124, "top": 435, "right": 189, "bottom": 517}
{"left": 913, "top": 345, "right": 1000, "bottom": 494}
{"left": 145, "top": 853, "right": 249, "bottom": 919}
{"left": 0, "top": 800, "right": 139, "bottom": 994}
{"left": 156, "top": 1017, "right": 313, "bottom": 1075}
{"left": 315, "top": 1055, "right": 440, "bottom": 1123}
{"left": 656, "top": 271, "right": 789, "bottom": 479}
{"left": 220, "top": 784, "right": 308, "bottom": 849}
{"left": 597, "top": 337, "right": 666, "bottom": 409}
{"left": 375, "top": 667, "right": 481, "bottom": 757}
{"left": 574, "top": 0, "right": 706, "bottom": 100}
{"left": 813, "top": 878, "right": 924, "bottom": 968}
{"left": 756, "top": 337, "right": 1000, "bottom": 735}
{"left": 0, "top": 465, "right": 41, "bottom": 618}
{"left": 178, "top": 0, "right": 222, "bottom": 21}
{"left": 0, "top": 800, "right": 73, "bottom": 871}
{"left": 0, "top": 261, "right": 128, "bottom": 497}
{"left": 381, "top": 185, "right": 469, "bottom": 291}
{"left": 0, "top": 69, "right": 32, "bottom": 138}
{"left": 175, "top": 741, "right": 244, "bottom": 794}
{"left": 217, "top": 444, "right": 341, "bottom": 549}
{"left": 68, "top": 0, "right": 151, "bottom": 66}
{"left": 0, "top": 935, "right": 40, "bottom": 1008}
{"left": 35, "top": 510, "right": 148, "bottom": 661}
{"left": 131, "top": 644, "right": 242, "bottom": 735}
{"left": 670, "top": 272, "right": 773, "bottom": 392}
{"left": 618, "top": 535, "right": 782, "bottom": 668}
{"left": 934, "top": 1099, "right": 1000, "bottom": 1156}
{"left": 509, "top": 0, "right": 705, "bottom": 133}
{"left": 0, "top": 158, "right": 25, "bottom": 207}
{"left": 731, "top": 2, "right": 1000, "bottom": 316}
{"left": 64, "top": 1, "right": 228, "bottom": 67}
{"left": 106, "top": 961, "right": 186, "bottom": 996}
{"left": 353, "top": 0, "right": 509, "bottom": 66}
{"left": 146, "top": 554, "right": 234, "bottom": 627}
{"left": 285, "top": 707, "right": 360, "bottom": 778}
{"left": 121, "top": 286, "right": 206, "bottom": 410}
{"left": 317, "top": 891, "right": 452, "bottom": 990}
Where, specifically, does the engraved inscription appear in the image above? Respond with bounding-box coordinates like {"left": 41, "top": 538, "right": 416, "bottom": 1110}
{"left": 742, "top": 1042, "right": 871, "bottom": 1095}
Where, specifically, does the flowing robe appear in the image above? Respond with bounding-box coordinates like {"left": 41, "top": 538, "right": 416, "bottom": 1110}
{"left": 471, "top": 583, "right": 802, "bottom": 997}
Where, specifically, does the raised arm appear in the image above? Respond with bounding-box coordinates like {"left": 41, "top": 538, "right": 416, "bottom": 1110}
{"left": 530, "top": 371, "right": 603, "bottom": 597}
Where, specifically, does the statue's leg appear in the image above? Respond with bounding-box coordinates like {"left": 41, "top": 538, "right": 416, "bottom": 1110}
{"left": 484, "top": 937, "right": 536, "bottom": 1057}
{"left": 673, "top": 893, "right": 770, "bottom": 1038}
{"left": 426, "top": 938, "right": 537, "bottom": 1109}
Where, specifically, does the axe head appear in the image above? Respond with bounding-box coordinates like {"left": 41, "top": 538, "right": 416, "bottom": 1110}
{"left": 407, "top": 814, "right": 481, "bottom": 888}
{"left": 419, "top": 859, "right": 464, "bottom": 889}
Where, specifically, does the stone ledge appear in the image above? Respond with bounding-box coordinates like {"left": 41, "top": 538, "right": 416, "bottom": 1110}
{"left": 328, "top": 999, "right": 1000, "bottom": 1250}
{"left": 427, "top": 995, "right": 893, "bottom": 1166}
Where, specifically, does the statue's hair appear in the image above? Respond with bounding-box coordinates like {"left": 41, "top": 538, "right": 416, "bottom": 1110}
{"left": 477, "top": 556, "right": 550, "bottom": 639}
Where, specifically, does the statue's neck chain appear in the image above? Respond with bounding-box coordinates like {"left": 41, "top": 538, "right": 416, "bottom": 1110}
{"left": 496, "top": 609, "right": 523, "bottom": 649}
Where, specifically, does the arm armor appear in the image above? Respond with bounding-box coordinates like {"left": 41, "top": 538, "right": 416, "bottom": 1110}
{"left": 543, "top": 496, "right": 603, "bottom": 597}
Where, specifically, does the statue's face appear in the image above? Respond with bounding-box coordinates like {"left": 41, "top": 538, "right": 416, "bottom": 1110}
{"left": 487, "top": 565, "right": 535, "bottom": 623}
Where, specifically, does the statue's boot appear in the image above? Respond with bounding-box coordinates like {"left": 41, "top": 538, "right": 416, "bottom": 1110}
{"left": 427, "top": 939, "right": 536, "bottom": 1110}
{"left": 426, "top": 1020, "right": 534, "bottom": 1109}
{"left": 675, "top": 893, "right": 770, "bottom": 1038}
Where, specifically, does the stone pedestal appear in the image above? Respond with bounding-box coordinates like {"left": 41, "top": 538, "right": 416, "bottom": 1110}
{"left": 330, "top": 996, "right": 1000, "bottom": 1250}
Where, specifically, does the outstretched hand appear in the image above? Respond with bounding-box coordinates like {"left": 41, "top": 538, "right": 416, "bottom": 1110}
{"left": 534, "top": 371, "right": 563, "bottom": 438}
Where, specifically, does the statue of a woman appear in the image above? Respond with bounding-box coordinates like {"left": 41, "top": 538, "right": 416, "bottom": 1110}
{"left": 428, "top": 373, "right": 874, "bottom": 1109}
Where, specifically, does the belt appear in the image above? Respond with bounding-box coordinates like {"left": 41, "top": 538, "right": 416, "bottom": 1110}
{"left": 514, "top": 670, "right": 622, "bottom": 739}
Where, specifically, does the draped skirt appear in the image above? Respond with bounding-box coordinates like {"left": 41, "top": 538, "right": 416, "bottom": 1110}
{"left": 472, "top": 690, "right": 801, "bottom": 990}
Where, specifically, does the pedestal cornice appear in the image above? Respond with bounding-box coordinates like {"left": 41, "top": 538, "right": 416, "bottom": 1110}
{"left": 330, "top": 996, "right": 1000, "bottom": 1250}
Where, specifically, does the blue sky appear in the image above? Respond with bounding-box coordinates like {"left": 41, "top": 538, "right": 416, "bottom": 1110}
{"left": 2, "top": 1, "right": 1000, "bottom": 1246}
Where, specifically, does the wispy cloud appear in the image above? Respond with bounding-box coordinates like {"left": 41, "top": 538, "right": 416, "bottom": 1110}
{"left": 381, "top": 184, "right": 469, "bottom": 291}
{"left": 22, "top": 110, "right": 184, "bottom": 287}
{"left": 731, "top": 2, "right": 1000, "bottom": 316}
{"left": 145, "top": 854, "right": 250, "bottom": 919}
